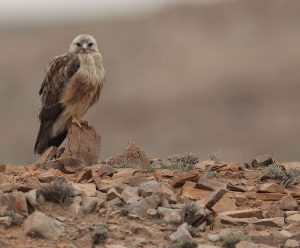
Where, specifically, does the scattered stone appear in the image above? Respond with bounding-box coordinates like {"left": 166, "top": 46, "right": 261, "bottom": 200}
{"left": 262, "top": 204, "right": 284, "bottom": 218}
{"left": 38, "top": 171, "right": 55, "bottom": 183}
{"left": 24, "top": 211, "right": 64, "bottom": 239}
{"left": 128, "top": 176, "right": 150, "bottom": 187}
{"left": 138, "top": 180, "right": 161, "bottom": 197}
{"left": 250, "top": 193, "right": 285, "bottom": 201}
{"left": 157, "top": 207, "right": 184, "bottom": 224}
{"left": 81, "top": 196, "right": 100, "bottom": 214}
{"left": 258, "top": 182, "right": 285, "bottom": 193}
{"left": 72, "top": 183, "right": 96, "bottom": 197}
{"left": 94, "top": 178, "right": 125, "bottom": 192}
{"left": 197, "top": 178, "right": 226, "bottom": 191}
{"left": 285, "top": 211, "right": 298, "bottom": 217}
{"left": 106, "top": 245, "right": 127, "bottom": 248}
{"left": 107, "top": 188, "right": 122, "bottom": 201}
{"left": 130, "top": 192, "right": 163, "bottom": 217}
{"left": 220, "top": 209, "right": 264, "bottom": 219}
{"left": 169, "top": 223, "right": 192, "bottom": 241}
{"left": 236, "top": 241, "right": 274, "bottom": 248}
{"left": 0, "top": 191, "right": 28, "bottom": 216}
{"left": 227, "top": 183, "right": 247, "bottom": 192}
{"left": 121, "top": 186, "right": 139, "bottom": 204}
{"left": 0, "top": 216, "right": 12, "bottom": 227}
{"left": 253, "top": 217, "right": 284, "bottom": 227}
{"left": 170, "top": 172, "right": 199, "bottom": 187}
{"left": 280, "top": 230, "right": 293, "bottom": 238}
{"left": 181, "top": 182, "right": 211, "bottom": 200}
{"left": 107, "top": 197, "right": 124, "bottom": 207}
{"left": 251, "top": 155, "right": 274, "bottom": 167}
{"left": 38, "top": 157, "right": 85, "bottom": 174}
{"left": 207, "top": 234, "right": 220, "bottom": 242}
{"left": 205, "top": 189, "right": 227, "bottom": 210}
{"left": 62, "top": 123, "right": 101, "bottom": 166}
{"left": 212, "top": 196, "right": 237, "bottom": 212}
{"left": 147, "top": 209, "right": 157, "bottom": 216}
{"left": 281, "top": 162, "right": 300, "bottom": 171}
{"left": 279, "top": 195, "right": 298, "bottom": 210}
{"left": 286, "top": 214, "right": 300, "bottom": 224}
{"left": 285, "top": 239, "right": 299, "bottom": 248}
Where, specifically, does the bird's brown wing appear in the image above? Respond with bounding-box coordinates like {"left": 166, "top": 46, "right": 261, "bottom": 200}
{"left": 34, "top": 53, "right": 80, "bottom": 154}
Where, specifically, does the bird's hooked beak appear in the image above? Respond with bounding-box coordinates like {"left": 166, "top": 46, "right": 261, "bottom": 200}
{"left": 82, "top": 43, "right": 88, "bottom": 52}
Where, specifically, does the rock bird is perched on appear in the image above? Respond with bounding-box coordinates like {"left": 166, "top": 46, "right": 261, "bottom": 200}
{"left": 34, "top": 34, "right": 105, "bottom": 154}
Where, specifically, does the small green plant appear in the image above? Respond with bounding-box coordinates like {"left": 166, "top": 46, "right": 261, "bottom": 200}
{"left": 170, "top": 240, "right": 198, "bottom": 248}
{"left": 183, "top": 200, "right": 199, "bottom": 226}
{"left": 114, "top": 160, "right": 134, "bottom": 168}
{"left": 220, "top": 232, "right": 249, "bottom": 248}
{"left": 120, "top": 205, "right": 131, "bottom": 216}
{"left": 209, "top": 151, "right": 222, "bottom": 163}
{"left": 282, "top": 169, "right": 300, "bottom": 187}
{"left": 38, "top": 177, "right": 74, "bottom": 205}
{"left": 204, "top": 170, "right": 219, "bottom": 178}
{"left": 265, "top": 162, "right": 285, "bottom": 180}
{"left": 92, "top": 230, "right": 108, "bottom": 245}
{"left": 167, "top": 153, "right": 199, "bottom": 171}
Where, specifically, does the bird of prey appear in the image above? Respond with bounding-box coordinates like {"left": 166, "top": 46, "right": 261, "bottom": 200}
{"left": 34, "top": 34, "right": 105, "bottom": 154}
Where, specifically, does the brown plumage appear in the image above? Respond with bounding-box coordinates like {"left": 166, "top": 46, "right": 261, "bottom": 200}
{"left": 34, "top": 34, "right": 105, "bottom": 154}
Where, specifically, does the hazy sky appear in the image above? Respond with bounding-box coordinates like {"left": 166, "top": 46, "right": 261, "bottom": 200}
{"left": 0, "top": 0, "right": 173, "bottom": 25}
{"left": 0, "top": 0, "right": 228, "bottom": 25}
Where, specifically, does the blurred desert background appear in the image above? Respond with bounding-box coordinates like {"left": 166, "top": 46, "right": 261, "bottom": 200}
{"left": 1, "top": 0, "right": 300, "bottom": 163}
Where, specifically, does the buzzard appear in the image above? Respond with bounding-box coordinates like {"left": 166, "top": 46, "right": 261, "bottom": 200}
{"left": 34, "top": 34, "right": 105, "bottom": 154}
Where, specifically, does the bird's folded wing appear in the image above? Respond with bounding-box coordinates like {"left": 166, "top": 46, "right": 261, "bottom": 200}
{"left": 38, "top": 53, "right": 80, "bottom": 121}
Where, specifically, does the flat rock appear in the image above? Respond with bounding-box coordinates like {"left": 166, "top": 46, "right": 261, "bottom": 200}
{"left": 258, "top": 182, "right": 285, "bottom": 193}
{"left": 24, "top": 211, "right": 64, "bottom": 239}
{"left": 107, "top": 188, "right": 122, "bottom": 201}
{"left": 197, "top": 178, "right": 226, "bottom": 191}
{"left": 157, "top": 207, "right": 184, "bottom": 224}
{"left": 251, "top": 155, "right": 273, "bottom": 167}
{"left": 130, "top": 192, "right": 163, "bottom": 217}
{"left": 236, "top": 241, "right": 274, "bottom": 248}
{"left": 280, "top": 230, "right": 293, "bottom": 238}
{"left": 0, "top": 164, "right": 5, "bottom": 172}
{"left": 36, "top": 146, "right": 58, "bottom": 163}
{"left": 286, "top": 214, "right": 300, "bottom": 224}
{"left": 207, "top": 234, "right": 220, "bottom": 242}
{"left": 0, "top": 191, "right": 28, "bottom": 216}
{"left": 262, "top": 204, "right": 284, "bottom": 218}
{"left": 281, "top": 162, "right": 300, "bottom": 170}
{"left": 181, "top": 182, "right": 211, "bottom": 200}
{"left": 212, "top": 196, "right": 237, "bottom": 213}
{"left": 169, "top": 222, "right": 192, "bottom": 241}
{"left": 94, "top": 178, "right": 125, "bottom": 192}
{"left": 219, "top": 209, "right": 264, "bottom": 219}
{"left": 121, "top": 186, "right": 139, "bottom": 203}
{"left": 285, "top": 239, "right": 299, "bottom": 248}
{"left": 249, "top": 192, "right": 285, "bottom": 201}
{"left": 279, "top": 195, "right": 298, "bottom": 210}
{"left": 72, "top": 183, "right": 96, "bottom": 197}
{"left": 62, "top": 123, "right": 101, "bottom": 166}
{"left": 81, "top": 196, "right": 101, "bottom": 214}
{"left": 38, "top": 157, "right": 85, "bottom": 174}
{"left": 170, "top": 171, "right": 199, "bottom": 187}
{"left": 128, "top": 176, "right": 150, "bottom": 187}
{"left": 220, "top": 215, "right": 256, "bottom": 225}
{"left": 253, "top": 217, "right": 284, "bottom": 227}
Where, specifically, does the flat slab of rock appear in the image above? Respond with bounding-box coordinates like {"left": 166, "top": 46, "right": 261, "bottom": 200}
{"left": 258, "top": 182, "right": 285, "bottom": 193}
{"left": 253, "top": 217, "right": 284, "bottom": 227}
{"left": 220, "top": 209, "right": 264, "bottom": 219}
{"left": 72, "top": 183, "right": 96, "bottom": 197}
{"left": 157, "top": 207, "right": 184, "bottom": 224}
{"left": 170, "top": 171, "right": 199, "bottom": 187}
{"left": 24, "top": 211, "right": 64, "bottom": 239}
{"left": 249, "top": 192, "right": 286, "bottom": 201}
{"left": 0, "top": 191, "right": 28, "bottom": 216}
{"left": 197, "top": 178, "right": 226, "bottom": 191}
{"left": 279, "top": 195, "right": 298, "bottom": 210}
{"left": 169, "top": 222, "right": 192, "bottom": 241}
{"left": 62, "top": 123, "right": 101, "bottom": 166}
{"left": 251, "top": 154, "right": 274, "bottom": 167}
{"left": 286, "top": 214, "right": 300, "bottom": 224}
{"left": 130, "top": 192, "right": 163, "bottom": 217}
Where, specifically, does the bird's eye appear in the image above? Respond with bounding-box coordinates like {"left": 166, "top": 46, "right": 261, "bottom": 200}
{"left": 88, "top": 42, "right": 93, "bottom": 47}
{"left": 76, "top": 42, "right": 81, "bottom": 47}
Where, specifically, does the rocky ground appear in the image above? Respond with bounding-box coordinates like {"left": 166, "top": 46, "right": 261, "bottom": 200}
{"left": 0, "top": 125, "right": 299, "bottom": 248}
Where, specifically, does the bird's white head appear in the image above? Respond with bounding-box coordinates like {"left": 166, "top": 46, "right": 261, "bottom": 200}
{"left": 69, "top": 34, "right": 99, "bottom": 54}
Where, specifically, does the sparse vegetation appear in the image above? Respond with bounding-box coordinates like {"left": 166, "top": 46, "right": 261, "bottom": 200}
{"left": 151, "top": 153, "right": 199, "bottom": 171}
{"left": 220, "top": 232, "right": 249, "bottom": 248}
{"left": 203, "top": 170, "right": 219, "bottom": 178}
{"left": 114, "top": 160, "right": 134, "bottom": 168}
{"left": 183, "top": 200, "right": 198, "bottom": 225}
{"left": 38, "top": 177, "right": 74, "bottom": 205}
{"left": 120, "top": 204, "right": 131, "bottom": 216}
{"left": 209, "top": 151, "right": 222, "bottom": 163}
{"left": 265, "top": 162, "right": 285, "bottom": 180}
{"left": 170, "top": 240, "right": 198, "bottom": 248}
{"left": 92, "top": 230, "right": 108, "bottom": 245}
{"left": 187, "top": 225, "right": 198, "bottom": 237}
{"left": 282, "top": 169, "right": 300, "bottom": 187}
{"left": 7, "top": 211, "right": 23, "bottom": 226}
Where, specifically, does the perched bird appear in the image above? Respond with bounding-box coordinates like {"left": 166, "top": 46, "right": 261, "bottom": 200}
{"left": 34, "top": 34, "right": 105, "bottom": 154}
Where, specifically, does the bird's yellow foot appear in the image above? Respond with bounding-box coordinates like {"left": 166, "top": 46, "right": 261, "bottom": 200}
{"left": 72, "top": 116, "right": 84, "bottom": 128}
